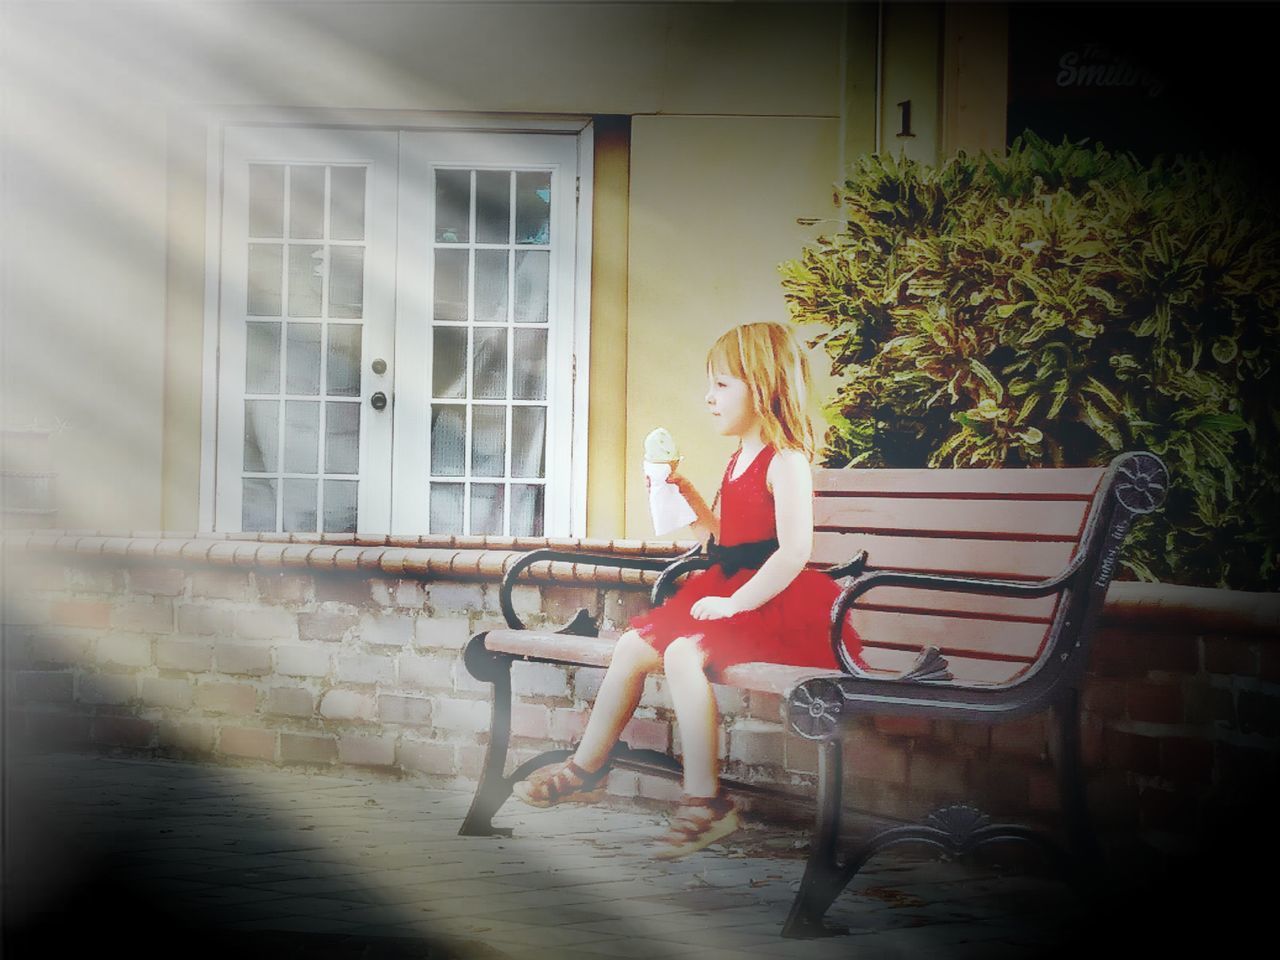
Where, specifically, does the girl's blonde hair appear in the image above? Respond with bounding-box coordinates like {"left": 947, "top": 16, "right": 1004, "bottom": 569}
{"left": 706, "top": 321, "right": 818, "bottom": 462}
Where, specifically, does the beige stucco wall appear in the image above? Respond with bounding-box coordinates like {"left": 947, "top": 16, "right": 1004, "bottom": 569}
{"left": 624, "top": 115, "right": 847, "bottom": 539}
{"left": 0, "top": 2, "right": 992, "bottom": 540}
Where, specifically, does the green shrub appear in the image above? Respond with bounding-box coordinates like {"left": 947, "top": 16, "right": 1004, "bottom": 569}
{"left": 782, "top": 132, "right": 1280, "bottom": 589}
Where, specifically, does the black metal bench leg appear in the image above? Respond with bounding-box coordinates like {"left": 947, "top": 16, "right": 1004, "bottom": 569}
{"left": 1052, "top": 688, "right": 1103, "bottom": 884}
{"left": 783, "top": 737, "right": 851, "bottom": 938}
{"left": 459, "top": 637, "right": 514, "bottom": 837}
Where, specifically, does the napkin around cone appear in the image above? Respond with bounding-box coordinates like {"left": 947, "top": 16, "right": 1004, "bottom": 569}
{"left": 644, "top": 459, "right": 697, "bottom": 536}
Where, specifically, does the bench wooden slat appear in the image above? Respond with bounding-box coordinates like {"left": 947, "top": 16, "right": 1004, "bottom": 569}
{"left": 485, "top": 629, "right": 618, "bottom": 667}
{"left": 716, "top": 661, "right": 844, "bottom": 694}
{"left": 813, "top": 466, "right": 1105, "bottom": 497}
{"left": 850, "top": 609, "right": 1050, "bottom": 662}
{"left": 485, "top": 629, "right": 850, "bottom": 693}
{"left": 483, "top": 624, "right": 1034, "bottom": 691}
{"left": 835, "top": 584, "right": 1060, "bottom": 620}
{"left": 814, "top": 531, "right": 1079, "bottom": 579}
{"left": 813, "top": 496, "right": 1089, "bottom": 541}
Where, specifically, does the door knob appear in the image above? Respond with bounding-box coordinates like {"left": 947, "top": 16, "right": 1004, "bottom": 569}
{"left": 371, "top": 358, "right": 387, "bottom": 375}
{"left": 370, "top": 391, "right": 387, "bottom": 411}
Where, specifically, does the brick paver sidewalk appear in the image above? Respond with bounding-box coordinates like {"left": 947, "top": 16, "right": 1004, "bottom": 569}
{"left": 5, "top": 751, "right": 1093, "bottom": 959}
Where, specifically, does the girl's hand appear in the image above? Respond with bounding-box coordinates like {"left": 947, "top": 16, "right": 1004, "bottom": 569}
{"left": 664, "top": 460, "right": 692, "bottom": 496}
{"left": 690, "top": 595, "right": 741, "bottom": 620}
{"left": 664, "top": 459, "right": 717, "bottom": 538}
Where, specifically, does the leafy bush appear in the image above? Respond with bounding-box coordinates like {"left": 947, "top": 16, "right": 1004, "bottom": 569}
{"left": 781, "top": 132, "right": 1280, "bottom": 589}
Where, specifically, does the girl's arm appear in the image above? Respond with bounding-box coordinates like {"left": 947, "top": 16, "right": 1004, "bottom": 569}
{"left": 723, "top": 451, "right": 812, "bottom": 612}
{"left": 667, "top": 466, "right": 720, "bottom": 544}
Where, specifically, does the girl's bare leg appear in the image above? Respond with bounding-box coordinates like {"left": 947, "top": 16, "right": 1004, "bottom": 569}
{"left": 663, "top": 636, "right": 719, "bottom": 797}
{"left": 571, "top": 629, "right": 661, "bottom": 772}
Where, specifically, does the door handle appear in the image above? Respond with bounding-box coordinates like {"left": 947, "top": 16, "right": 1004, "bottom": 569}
{"left": 370, "top": 391, "right": 388, "bottom": 411}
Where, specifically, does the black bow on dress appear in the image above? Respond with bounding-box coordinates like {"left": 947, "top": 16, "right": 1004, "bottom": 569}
{"left": 705, "top": 534, "right": 780, "bottom": 577}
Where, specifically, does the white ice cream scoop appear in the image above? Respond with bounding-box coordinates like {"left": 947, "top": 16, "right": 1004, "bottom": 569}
{"left": 644, "top": 426, "right": 679, "bottom": 463}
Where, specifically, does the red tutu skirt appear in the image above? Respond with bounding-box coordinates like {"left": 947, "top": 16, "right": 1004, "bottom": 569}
{"left": 628, "top": 564, "right": 864, "bottom": 675}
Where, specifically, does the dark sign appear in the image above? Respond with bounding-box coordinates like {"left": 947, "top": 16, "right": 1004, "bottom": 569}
{"left": 1007, "top": 2, "right": 1274, "bottom": 163}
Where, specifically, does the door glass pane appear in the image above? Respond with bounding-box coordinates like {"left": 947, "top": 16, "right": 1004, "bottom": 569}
{"left": 284, "top": 401, "right": 320, "bottom": 474}
{"left": 470, "top": 483, "right": 505, "bottom": 535}
{"left": 434, "top": 248, "right": 468, "bottom": 322}
{"left": 248, "top": 244, "right": 283, "bottom": 316}
{"left": 515, "top": 171, "right": 550, "bottom": 245}
{"left": 246, "top": 322, "right": 282, "bottom": 394}
{"left": 283, "top": 478, "right": 318, "bottom": 532}
{"left": 329, "top": 246, "right": 364, "bottom": 319}
{"left": 286, "top": 323, "right": 321, "bottom": 395}
{"left": 324, "top": 479, "right": 358, "bottom": 532}
{"left": 431, "top": 404, "right": 466, "bottom": 476}
{"left": 473, "top": 327, "right": 507, "bottom": 400}
{"left": 511, "top": 406, "right": 546, "bottom": 478}
{"left": 327, "top": 323, "right": 361, "bottom": 397}
{"left": 330, "top": 166, "right": 366, "bottom": 241}
{"left": 433, "top": 326, "right": 467, "bottom": 399}
{"left": 290, "top": 165, "right": 325, "bottom": 239}
{"left": 513, "top": 249, "right": 548, "bottom": 324}
{"left": 238, "top": 158, "right": 372, "bottom": 537}
{"left": 249, "top": 164, "right": 284, "bottom": 238}
{"left": 512, "top": 328, "right": 547, "bottom": 400}
{"left": 475, "top": 249, "right": 509, "bottom": 324}
{"left": 470, "top": 405, "right": 506, "bottom": 477}
{"left": 242, "top": 478, "right": 278, "bottom": 531}
{"left": 510, "top": 483, "right": 544, "bottom": 537}
{"left": 429, "top": 482, "right": 464, "bottom": 534}
{"left": 325, "top": 401, "right": 360, "bottom": 474}
{"left": 435, "top": 169, "right": 470, "bottom": 243}
{"left": 289, "top": 245, "right": 324, "bottom": 317}
{"left": 476, "top": 170, "right": 510, "bottom": 244}
{"left": 243, "top": 400, "right": 279, "bottom": 472}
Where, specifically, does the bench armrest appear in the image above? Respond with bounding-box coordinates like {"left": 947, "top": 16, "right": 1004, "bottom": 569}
{"left": 653, "top": 546, "right": 867, "bottom": 610}
{"left": 500, "top": 544, "right": 702, "bottom": 630}
{"left": 827, "top": 552, "right": 1093, "bottom": 679}
{"left": 650, "top": 545, "right": 712, "bottom": 607}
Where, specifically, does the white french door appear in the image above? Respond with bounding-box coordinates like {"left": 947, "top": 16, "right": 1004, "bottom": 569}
{"left": 211, "top": 125, "right": 583, "bottom": 537}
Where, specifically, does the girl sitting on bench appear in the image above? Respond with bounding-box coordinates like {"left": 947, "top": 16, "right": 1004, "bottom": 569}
{"left": 512, "top": 320, "right": 865, "bottom": 858}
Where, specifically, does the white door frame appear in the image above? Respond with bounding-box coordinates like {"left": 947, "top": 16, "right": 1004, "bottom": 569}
{"left": 198, "top": 114, "right": 594, "bottom": 537}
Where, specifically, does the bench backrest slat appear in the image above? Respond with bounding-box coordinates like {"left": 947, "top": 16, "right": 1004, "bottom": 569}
{"left": 812, "top": 466, "right": 1106, "bottom": 497}
{"left": 812, "top": 531, "right": 1079, "bottom": 579}
{"left": 814, "top": 497, "right": 1091, "bottom": 540}
{"left": 806, "top": 465, "right": 1107, "bottom": 681}
{"left": 836, "top": 584, "right": 1059, "bottom": 620}
{"left": 848, "top": 607, "right": 1053, "bottom": 662}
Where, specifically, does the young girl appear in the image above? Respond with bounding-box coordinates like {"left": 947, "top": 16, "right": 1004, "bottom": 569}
{"left": 512, "top": 321, "right": 865, "bottom": 858}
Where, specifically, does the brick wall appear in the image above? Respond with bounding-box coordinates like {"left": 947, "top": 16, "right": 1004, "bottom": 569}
{"left": 3, "top": 542, "right": 1276, "bottom": 854}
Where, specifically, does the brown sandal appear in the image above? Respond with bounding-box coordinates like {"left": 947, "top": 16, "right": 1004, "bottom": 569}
{"left": 511, "top": 758, "right": 611, "bottom": 808}
{"left": 652, "top": 792, "right": 740, "bottom": 860}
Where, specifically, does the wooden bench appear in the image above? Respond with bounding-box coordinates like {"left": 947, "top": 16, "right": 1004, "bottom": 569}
{"left": 458, "top": 450, "right": 1168, "bottom": 937}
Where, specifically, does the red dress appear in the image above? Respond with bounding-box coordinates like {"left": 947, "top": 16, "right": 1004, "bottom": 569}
{"left": 629, "top": 443, "right": 865, "bottom": 675}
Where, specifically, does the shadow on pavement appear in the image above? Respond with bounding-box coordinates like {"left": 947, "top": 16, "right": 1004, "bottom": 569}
{"left": 2, "top": 748, "right": 505, "bottom": 960}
